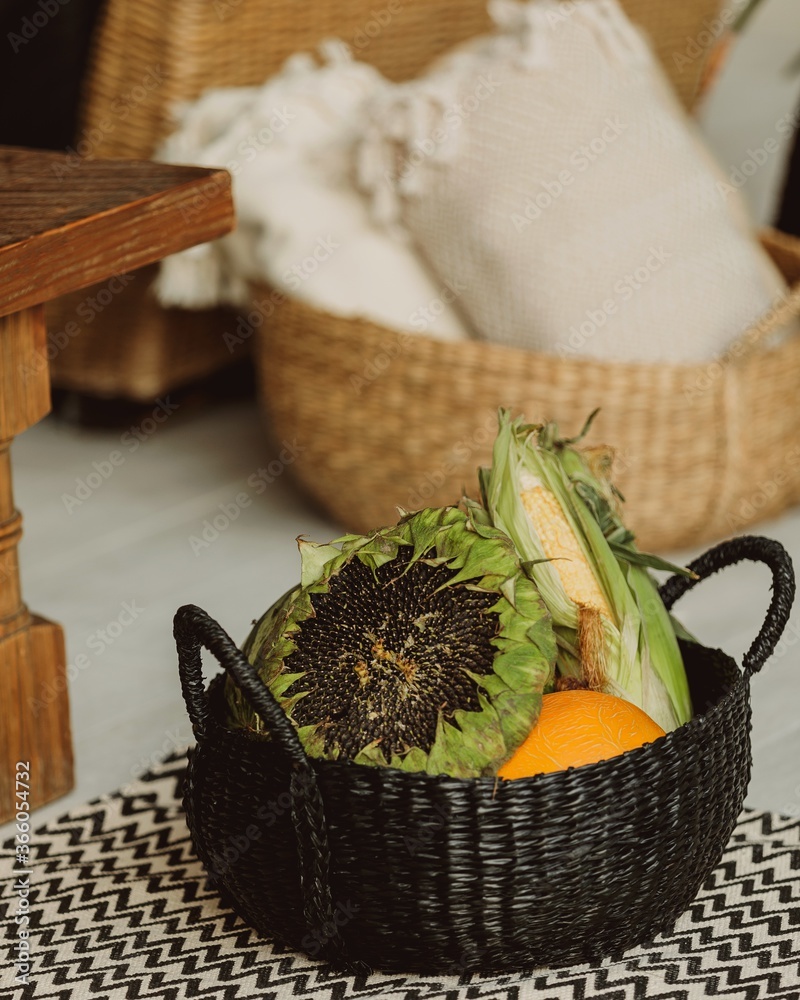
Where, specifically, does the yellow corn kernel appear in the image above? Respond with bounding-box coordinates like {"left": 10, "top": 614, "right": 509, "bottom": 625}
{"left": 520, "top": 486, "right": 612, "bottom": 619}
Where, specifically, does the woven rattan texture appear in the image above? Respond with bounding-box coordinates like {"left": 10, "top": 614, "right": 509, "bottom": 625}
{"left": 46, "top": 265, "right": 249, "bottom": 401}
{"left": 174, "top": 536, "right": 795, "bottom": 973}
{"left": 79, "top": 0, "right": 721, "bottom": 160}
{"left": 53, "top": 0, "right": 722, "bottom": 400}
{"left": 5, "top": 752, "right": 799, "bottom": 996}
{"left": 255, "top": 229, "right": 800, "bottom": 550}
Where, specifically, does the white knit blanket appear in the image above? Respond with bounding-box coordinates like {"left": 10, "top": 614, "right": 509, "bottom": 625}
{"left": 155, "top": 42, "right": 470, "bottom": 343}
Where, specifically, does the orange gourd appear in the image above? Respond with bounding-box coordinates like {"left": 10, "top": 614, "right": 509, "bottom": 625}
{"left": 498, "top": 690, "right": 666, "bottom": 780}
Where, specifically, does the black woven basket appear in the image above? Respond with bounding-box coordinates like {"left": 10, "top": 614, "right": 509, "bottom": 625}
{"left": 175, "top": 535, "right": 795, "bottom": 973}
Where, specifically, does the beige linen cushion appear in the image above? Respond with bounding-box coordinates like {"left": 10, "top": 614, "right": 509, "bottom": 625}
{"left": 357, "top": 0, "right": 790, "bottom": 364}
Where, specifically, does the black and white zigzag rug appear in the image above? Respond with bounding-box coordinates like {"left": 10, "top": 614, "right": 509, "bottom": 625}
{"left": 2, "top": 751, "right": 799, "bottom": 1000}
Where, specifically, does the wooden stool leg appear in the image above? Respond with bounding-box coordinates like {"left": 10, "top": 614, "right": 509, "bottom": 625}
{"left": 0, "top": 307, "right": 73, "bottom": 824}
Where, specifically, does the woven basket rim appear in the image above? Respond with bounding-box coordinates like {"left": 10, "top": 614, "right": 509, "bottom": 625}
{"left": 253, "top": 290, "right": 800, "bottom": 380}
{"left": 203, "top": 639, "right": 744, "bottom": 790}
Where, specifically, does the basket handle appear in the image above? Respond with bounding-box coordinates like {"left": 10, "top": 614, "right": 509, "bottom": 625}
{"left": 174, "top": 603, "right": 309, "bottom": 764}
{"left": 658, "top": 536, "right": 795, "bottom": 681}
{"left": 173, "top": 603, "right": 348, "bottom": 964}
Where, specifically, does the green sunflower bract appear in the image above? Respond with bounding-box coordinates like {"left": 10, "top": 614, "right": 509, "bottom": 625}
{"left": 225, "top": 505, "right": 556, "bottom": 778}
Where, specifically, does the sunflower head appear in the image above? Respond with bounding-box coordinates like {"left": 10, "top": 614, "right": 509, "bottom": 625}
{"left": 226, "top": 504, "right": 555, "bottom": 778}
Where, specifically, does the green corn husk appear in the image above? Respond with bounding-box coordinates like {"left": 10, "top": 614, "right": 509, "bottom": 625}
{"left": 226, "top": 504, "right": 556, "bottom": 778}
{"left": 479, "top": 410, "right": 693, "bottom": 732}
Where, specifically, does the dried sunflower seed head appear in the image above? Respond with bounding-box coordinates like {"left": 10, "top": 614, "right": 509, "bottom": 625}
{"left": 225, "top": 505, "right": 556, "bottom": 778}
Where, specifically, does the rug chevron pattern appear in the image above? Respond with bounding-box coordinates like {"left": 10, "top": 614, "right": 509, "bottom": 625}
{"left": 2, "top": 752, "right": 799, "bottom": 1000}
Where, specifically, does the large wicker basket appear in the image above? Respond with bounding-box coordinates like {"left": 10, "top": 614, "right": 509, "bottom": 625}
{"left": 49, "top": 0, "right": 722, "bottom": 399}
{"left": 174, "top": 536, "right": 795, "bottom": 972}
{"left": 254, "top": 228, "right": 800, "bottom": 552}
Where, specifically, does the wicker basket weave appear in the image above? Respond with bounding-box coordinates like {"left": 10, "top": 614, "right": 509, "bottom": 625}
{"left": 79, "top": 0, "right": 720, "bottom": 158}
{"left": 50, "top": 0, "right": 722, "bottom": 399}
{"left": 44, "top": 266, "right": 248, "bottom": 401}
{"left": 174, "top": 535, "right": 795, "bottom": 972}
{"left": 254, "top": 229, "right": 800, "bottom": 552}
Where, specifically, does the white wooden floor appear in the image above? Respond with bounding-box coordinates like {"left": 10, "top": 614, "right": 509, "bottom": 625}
{"left": 5, "top": 0, "right": 800, "bottom": 836}
{"left": 3, "top": 395, "right": 800, "bottom": 840}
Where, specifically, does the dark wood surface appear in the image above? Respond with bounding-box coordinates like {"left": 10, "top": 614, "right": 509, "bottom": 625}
{"left": 0, "top": 146, "right": 234, "bottom": 317}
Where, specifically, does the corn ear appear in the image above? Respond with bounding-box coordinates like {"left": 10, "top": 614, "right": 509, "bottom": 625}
{"left": 519, "top": 482, "right": 612, "bottom": 618}
{"left": 480, "top": 410, "right": 693, "bottom": 731}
